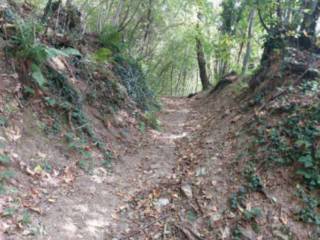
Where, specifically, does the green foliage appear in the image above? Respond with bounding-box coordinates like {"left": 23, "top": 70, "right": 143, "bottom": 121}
{"left": 77, "top": 159, "right": 92, "bottom": 172}
{"left": 0, "top": 154, "right": 11, "bottom": 165}
{"left": 0, "top": 117, "right": 7, "bottom": 127}
{"left": 42, "top": 161, "right": 53, "bottom": 173}
{"left": 0, "top": 141, "right": 13, "bottom": 194}
{"left": 144, "top": 111, "right": 161, "bottom": 130}
{"left": 99, "top": 25, "right": 122, "bottom": 52}
{"left": 102, "top": 151, "right": 113, "bottom": 169}
{"left": 0, "top": 169, "right": 15, "bottom": 195}
{"left": 22, "top": 210, "right": 31, "bottom": 225}
{"left": 139, "top": 121, "right": 146, "bottom": 133}
{"left": 65, "top": 133, "right": 94, "bottom": 172}
{"left": 0, "top": 170, "right": 14, "bottom": 182}
{"left": 186, "top": 209, "right": 198, "bottom": 222}
{"left": 10, "top": 20, "right": 46, "bottom": 63}
{"left": 9, "top": 20, "right": 80, "bottom": 89}
{"left": 31, "top": 64, "right": 46, "bottom": 88}
{"left": 231, "top": 80, "right": 249, "bottom": 95}
{"left": 43, "top": 57, "right": 114, "bottom": 168}
{"left": 232, "top": 225, "right": 244, "bottom": 240}
{"left": 248, "top": 174, "right": 263, "bottom": 191}
{"left": 243, "top": 208, "right": 262, "bottom": 221}
{"left": 230, "top": 187, "right": 247, "bottom": 210}
{"left": 253, "top": 102, "right": 320, "bottom": 188}
{"left": 45, "top": 47, "right": 81, "bottom": 58}
{"left": 246, "top": 77, "right": 320, "bottom": 226}
{"left": 296, "top": 188, "right": 320, "bottom": 225}
{"left": 115, "top": 56, "right": 159, "bottom": 110}
{"left": 93, "top": 48, "right": 112, "bottom": 63}
{"left": 2, "top": 207, "right": 16, "bottom": 217}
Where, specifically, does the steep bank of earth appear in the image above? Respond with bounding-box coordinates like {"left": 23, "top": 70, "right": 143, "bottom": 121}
{"left": 2, "top": 97, "right": 194, "bottom": 239}
{"left": 2, "top": 75, "right": 318, "bottom": 239}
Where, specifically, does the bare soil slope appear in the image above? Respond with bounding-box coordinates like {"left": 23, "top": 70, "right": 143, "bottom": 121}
{"left": 1, "top": 97, "right": 194, "bottom": 240}
{"left": 1, "top": 77, "right": 316, "bottom": 240}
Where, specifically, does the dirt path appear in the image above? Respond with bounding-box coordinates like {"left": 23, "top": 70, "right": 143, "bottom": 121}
{"left": 29, "top": 97, "right": 194, "bottom": 240}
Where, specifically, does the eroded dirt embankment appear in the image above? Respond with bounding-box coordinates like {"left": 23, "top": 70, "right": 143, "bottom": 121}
{"left": 4, "top": 84, "right": 314, "bottom": 240}
{"left": 5, "top": 97, "right": 193, "bottom": 240}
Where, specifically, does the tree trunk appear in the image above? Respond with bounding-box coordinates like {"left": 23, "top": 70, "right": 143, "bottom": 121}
{"left": 112, "top": 0, "right": 124, "bottom": 27}
{"left": 298, "top": 0, "right": 320, "bottom": 50}
{"left": 237, "top": 41, "right": 244, "bottom": 65}
{"left": 195, "top": 73, "right": 199, "bottom": 92}
{"left": 42, "top": 0, "right": 53, "bottom": 23}
{"left": 196, "top": 37, "right": 211, "bottom": 90}
{"left": 301, "top": 0, "right": 320, "bottom": 37}
{"left": 170, "top": 66, "right": 174, "bottom": 96}
{"left": 182, "top": 70, "right": 187, "bottom": 96}
{"left": 242, "top": 10, "right": 255, "bottom": 74}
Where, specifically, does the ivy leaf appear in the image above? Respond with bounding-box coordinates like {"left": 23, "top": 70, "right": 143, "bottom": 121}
{"left": 31, "top": 64, "right": 46, "bottom": 88}
{"left": 315, "top": 149, "right": 320, "bottom": 160}
{"left": 45, "top": 47, "right": 81, "bottom": 59}
{"left": 295, "top": 139, "right": 312, "bottom": 149}
{"left": 0, "top": 154, "right": 10, "bottom": 165}
{"left": 44, "top": 97, "right": 56, "bottom": 107}
{"left": 93, "top": 48, "right": 112, "bottom": 63}
{"left": 0, "top": 170, "right": 15, "bottom": 181}
{"left": 297, "top": 169, "right": 312, "bottom": 179}
{"left": 298, "top": 155, "right": 313, "bottom": 168}
{"left": 61, "top": 48, "right": 81, "bottom": 56}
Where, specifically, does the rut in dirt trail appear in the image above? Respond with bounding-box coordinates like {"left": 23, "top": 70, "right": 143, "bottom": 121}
{"left": 28, "top": 97, "right": 195, "bottom": 240}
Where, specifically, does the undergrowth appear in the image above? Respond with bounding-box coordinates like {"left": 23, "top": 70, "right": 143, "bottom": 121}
{"left": 4, "top": 13, "right": 159, "bottom": 171}
{"left": 0, "top": 151, "right": 14, "bottom": 194}
{"left": 114, "top": 55, "right": 159, "bottom": 111}
{"left": 7, "top": 19, "right": 80, "bottom": 89}
{"left": 242, "top": 77, "right": 320, "bottom": 226}
{"left": 253, "top": 103, "right": 320, "bottom": 188}
{"left": 45, "top": 67, "right": 113, "bottom": 168}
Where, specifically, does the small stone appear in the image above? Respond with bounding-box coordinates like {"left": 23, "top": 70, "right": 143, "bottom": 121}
{"left": 238, "top": 227, "right": 256, "bottom": 240}
{"left": 154, "top": 198, "right": 170, "bottom": 208}
{"left": 22, "top": 229, "right": 33, "bottom": 236}
{"left": 181, "top": 184, "right": 193, "bottom": 199}
{"left": 220, "top": 227, "right": 230, "bottom": 239}
{"left": 210, "top": 213, "right": 222, "bottom": 223}
{"left": 196, "top": 167, "right": 207, "bottom": 177}
{"left": 231, "top": 115, "right": 241, "bottom": 123}
{"left": 306, "top": 68, "right": 320, "bottom": 79}
{"left": 211, "top": 156, "right": 218, "bottom": 161}
{"left": 273, "top": 230, "right": 289, "bottom": 240}
{"left": 153, "top": 232, "right": 162, "bottom": 239}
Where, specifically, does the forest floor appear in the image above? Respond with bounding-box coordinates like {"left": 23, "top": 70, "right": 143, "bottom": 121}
{"left": 6, "top": 97, "right": 199, "bottom": 240}
{"left": 43, "top": 97, "right": 194, "bottom": 240}
{"left": 4, "top": 85, "right": 311, "bottom": 239}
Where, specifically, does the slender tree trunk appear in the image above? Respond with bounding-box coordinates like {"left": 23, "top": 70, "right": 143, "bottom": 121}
{"left": 195, "top": 72, "right": 199, "bottom": 92}
{"left": 182, "top": 70, "right": 187, "bottom": 96}
{"left": 170, "top": 66, "right": 174, "bottom": 96}
{"left": 42, "top": 0, "right": 53, "bottom": 23}
{"left": 112, "top": 0, "right": 124, "bottom": 26}
{"left": 140, "top": 0, "right": 153, "bottom": 56}
{"left": 196, "top": 37, "right": 211, "bottom": 90}
{"left": 301, "top": 0, "right": 320, "bottom": 37}
{"left": 175, "top": 68, "right": 182, "bottom": 94}
{"left": 242, "top": 10, "right": 255, "bottom": 74}
{"left": 237, "top": 41, "right": 244, "bottom": 65}
{"left": 299, "top": 0, "right": 320, "bottom": 49}
{"left": 196, "top": 12, "right": 211, "bottom": 90}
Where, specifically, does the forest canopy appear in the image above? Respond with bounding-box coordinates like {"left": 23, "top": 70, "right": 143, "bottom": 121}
{"left": 15, "top": 0, "right": 320, "bottom": 96}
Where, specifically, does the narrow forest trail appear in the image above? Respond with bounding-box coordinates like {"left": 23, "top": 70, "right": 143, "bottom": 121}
{"left": 27, "top": 97, "right": 199, "bottom": 240}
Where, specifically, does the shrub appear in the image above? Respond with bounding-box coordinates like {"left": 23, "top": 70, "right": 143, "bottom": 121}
{"left": 99, "top": 25, "right": 121, "bottom": 52}
{"left": 9, "top": 20, "right": 80, "bottom": 89}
